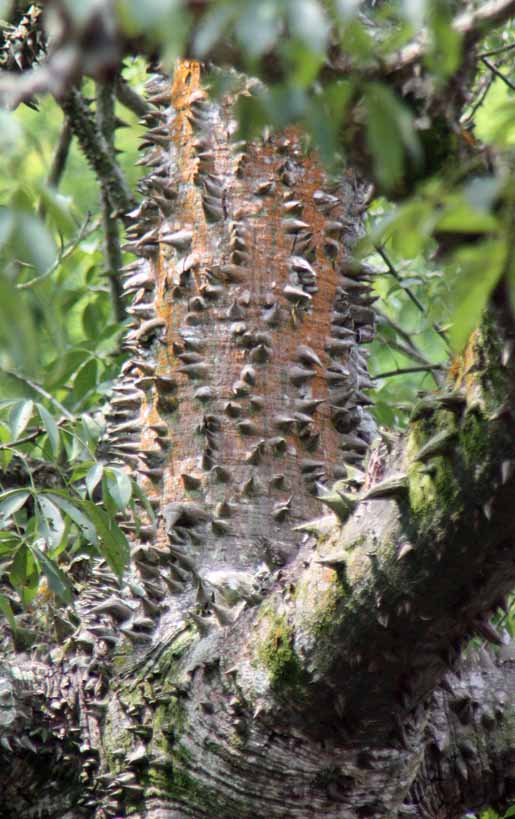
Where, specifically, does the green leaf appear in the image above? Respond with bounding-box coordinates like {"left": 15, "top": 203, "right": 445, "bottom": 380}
{"left": 130, "top": 480, "right": 156, "bottom": 527}
{"left": 86, "top": 463, "right": 104, "bottom": 497}
{"left": 0, "top": 422, "right": 12, "bottom": 470}
{"left": 45, "top": 491, "right": 98, "bottom": 545}
{"left": 105, "top": 467, "right": 132, "bottom": 511}
{"left": 81, "top": 413, "right": 103, "bottom": 446}
{"left": 31, "top": 545, "right": 72, "bottom": 604}
{"left": 402, "top": 0, "right": 426, "bottom": 27}
{"left": 426, "top": 2, "right": 462, "bottom": 79}
{"left": 0, "top": 530, "right": 21, "bottom": 555}
{"left": 0, "top": 489, "right": 30, "bottom": 521}
{"left": 447, "top": 239, "right": 505, "bottom": 351}
{"left": 72, "top": 358, "right": 98, "bottom": 400}
{"left": 0, "top": 110, "right": 22, "bottom": 155}
{"left": 82, "top": 300, "right": 100, "bottom": 339}
{"left": 0, "top": 593, "right": 16, "bottom": 630}
{"left": 78, "top": 500, "right": 129, "bottom": 577}
{"left": 10, "top": 544, "right": 29, "bottom": 589}
{"left": 193, "top": 5, "right": 234, "bottom": 56}
{"left": 0, "top": 208, "right": 14, "bottom": 249}
{"left": 288, "top": 0, "right": 329, "bottom": 54}
{"left": 36, "top": 185, "right": 75, "bottom": 234}
{"left": 37, "top": 495, "right": 65, "bottom": 549}
{"left": 433, "top": 195, "right": 498, "bottom": 234}
{"left": 15, "top": 213, "right": 56, "bottom": 275}
{"left": 365, "top": 82, "right": 420, "bottom": 190}
{"left": 37, "top": 404, "right": 60, "bottom": 456}
{"left": 235, "top": 1, "right": 282, "bottom": 59}
{"left": 9, "top": 399, "right": 34, "bottom": 440}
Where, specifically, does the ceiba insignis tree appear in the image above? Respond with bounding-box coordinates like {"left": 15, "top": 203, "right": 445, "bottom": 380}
{"left": 0, "top": 4, "right": 515, "bottom": 819}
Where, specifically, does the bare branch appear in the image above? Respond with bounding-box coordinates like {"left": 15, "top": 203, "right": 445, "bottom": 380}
{"left": 373, "top": 364, "right": 444, "bottom": 379}
{"left": 481, "top": 55, "right": 515, "bottom": 91}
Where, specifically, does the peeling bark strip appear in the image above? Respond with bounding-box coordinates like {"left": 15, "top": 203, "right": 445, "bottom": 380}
{"left": 105, "top": 60, "right": 374, "bottom": 609}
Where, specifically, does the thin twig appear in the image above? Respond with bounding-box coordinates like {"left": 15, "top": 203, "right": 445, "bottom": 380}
{"left": 375, "top": 310, "right": 445, "bottom": 387}
{"left": 481, "top": 56, "right": 515, "bottom": 92}
{"left": 374, "top": 245, "right": 450, "bottom": 348}
{"left": 462, "top": 71, "right": 496, "bottom": 124}
{"left": 96, "top": 77, "right": 126, "bottom": 323}
{"left": 479, "top": 42, "right": 515, "bottom": 59}
{"left": 18, "top": 214, "right": 99, "bottom": 290}
{"left": 1, "top": 369, "right": 74, "bottom": 420}
{"left": 373, "top": 365, "right": 444, "bottom": 379}
{"left": 0, "top": 429, "right": 42, "bottom": 449}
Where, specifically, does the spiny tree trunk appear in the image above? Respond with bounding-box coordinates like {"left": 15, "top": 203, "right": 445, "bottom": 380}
{"left": 111, "top": 59, "right": 374, "bottom": 567}
{"left": 1, "top": 61, "right": 515, "bottom": 819}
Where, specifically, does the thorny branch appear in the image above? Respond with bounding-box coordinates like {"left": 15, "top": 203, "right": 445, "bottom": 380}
{"left": 95, "top": 77, "right": 126, "bottom": 322}
{"left": 59, "top": 86, "right": 135, "bottom": 218}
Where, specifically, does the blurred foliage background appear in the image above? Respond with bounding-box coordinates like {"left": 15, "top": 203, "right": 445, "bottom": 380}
{"left": 0, "top": 3, "right": 514, "bottom": 812}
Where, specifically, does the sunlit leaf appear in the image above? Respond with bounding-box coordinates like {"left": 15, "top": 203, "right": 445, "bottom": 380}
{"left": 193, "top": 5, "right": 234, "bottom": 56}
{"left": 105, "top": 467, "right": 132, "bottom": 511}
{"left": 0, "top": 489, "right": 30, "bottom": 521}
{"left": 9, "top": 399, "right": 34, "bottom": 440}
{"left": 86, "top": 463, "right": 104, "bottom": 497}
{"left": 288, "top": 0, "right": 329, "bottom": 54}
{"left": 235, "top": 1, "right": 282, "bottom": 59}
{"left": 402, "top": 0, "right": 426, "bottom": 27}
{"left": 447, "top": 239, "right": 505, "bottom": 351}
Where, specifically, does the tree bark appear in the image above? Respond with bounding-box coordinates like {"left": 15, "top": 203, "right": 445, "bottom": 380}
{"left": 1, "top": 59, "right": 515, "bottom": 819}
